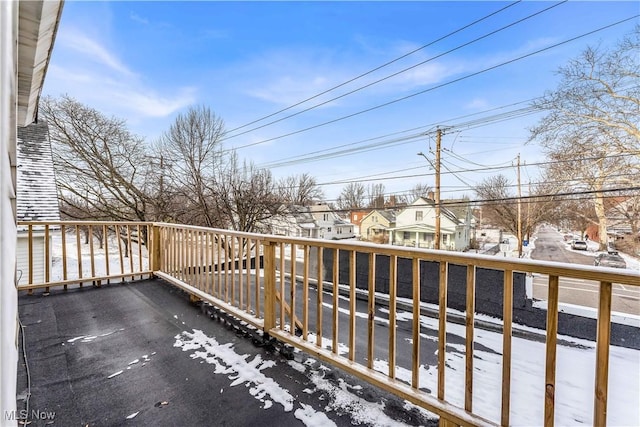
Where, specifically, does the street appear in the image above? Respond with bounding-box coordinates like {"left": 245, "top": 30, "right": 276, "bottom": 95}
{"left": 530, "top": 227, "right": 640, "bottom": 316}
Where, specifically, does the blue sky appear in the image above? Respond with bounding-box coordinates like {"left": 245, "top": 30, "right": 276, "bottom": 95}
{"left": 43, "top": 1, "right": 639, "bottom": 202}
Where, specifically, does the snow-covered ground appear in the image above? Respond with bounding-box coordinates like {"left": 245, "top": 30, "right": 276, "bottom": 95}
{"left": 49, "top": 230, "right": 149, "bottom": 281}
{"left": 174, "top": 309, "right": 639, "bottom": 426}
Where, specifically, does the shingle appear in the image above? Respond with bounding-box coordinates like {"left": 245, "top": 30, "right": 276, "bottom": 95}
{"left": 16, "top": 121, "right": 61, "bottom": 222}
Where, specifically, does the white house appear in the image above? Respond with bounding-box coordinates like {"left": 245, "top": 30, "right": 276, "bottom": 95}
{"left": 1, "top": 1, "right": 63, "bottom": 421}
{"left": 260, "top": 205, "right": 319, "bottom": 238}
{"left": 388, "top": 197, "right": 472, "bottom": 251}
{"left": 308, "top": 204, "right": 355, "bottom": 240}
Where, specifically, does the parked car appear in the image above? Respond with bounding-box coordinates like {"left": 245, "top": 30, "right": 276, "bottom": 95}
{"left": 571, "top": 240, "right": 588, "bottom": 250}
{"left": 594, "top": 251, "right": 626, "bottom": 268}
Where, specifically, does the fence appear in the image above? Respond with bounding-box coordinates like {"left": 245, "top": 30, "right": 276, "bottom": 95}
{"left": 17, "top": 221, "right": 640, "bottom": 426}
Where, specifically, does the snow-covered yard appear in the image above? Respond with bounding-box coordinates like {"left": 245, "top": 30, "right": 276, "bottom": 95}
{"left": 49, "top": 229, "right": 149, "bottom": 281}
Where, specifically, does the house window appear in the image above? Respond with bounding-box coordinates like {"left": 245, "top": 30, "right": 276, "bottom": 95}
{"left": 458, "top": 232, "right": 461, "bottom": 238}
{"left": 404, "top": 232, "right": 411, "bottom": 240}
{"left": 354, "top": 214, "right": 358, "bottom": 220}
{"left": 337, "top": 228, "right": 342, "bottom": 234}
{"left": 373, "top": 216, "right": 378, "bottom": 222}
{"left": 323, "top": 214, "right": 329, "bottom": 221}
{"left": 327, "top": 227, "right": 332, "bottom": 232}
{"left": 415, "top": 211, "right": 423, "bottom": 221}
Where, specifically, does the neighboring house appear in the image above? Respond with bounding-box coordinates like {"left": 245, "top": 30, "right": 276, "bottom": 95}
{"left": 16, "top": 121, "right": 61, "bottom": 286}
{"left": 360, "top": 209, "right": 397, "bottom": 243}
{"left": 309, "top": 204, "right": 355, "bottom": 240}
{"left": 388, "top": 197, "right": 466, "bottom": 250}
{"left": 445, "top": 199, "right": 476, "bottom": 251}
{"left": 1, "top": 0, "right": 64, "bottom": 419}
{"left": 260, "top": 205, "right": 319, "bottom": 238}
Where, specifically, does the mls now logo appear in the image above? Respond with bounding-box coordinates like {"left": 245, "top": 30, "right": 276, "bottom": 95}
{"left": 4, "top": 409, "right": 56, "bottom": 422}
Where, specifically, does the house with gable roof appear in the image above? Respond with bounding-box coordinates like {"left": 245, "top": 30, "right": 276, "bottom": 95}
{"left": 360, "top": 209, "right": 397, "bottom": 243}
{"left": 16, "top": 121, "right": 61, "bottom": 286}
{"left": 388, "top": 197, "right": 473, "bottom": 251}
{"left": 259, "top": 204, "right": 319, "bottom": 238}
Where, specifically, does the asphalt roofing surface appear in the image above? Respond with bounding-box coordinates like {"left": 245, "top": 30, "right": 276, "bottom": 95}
{"left": 16, "top": 279, "right": 436, "bottom": 427}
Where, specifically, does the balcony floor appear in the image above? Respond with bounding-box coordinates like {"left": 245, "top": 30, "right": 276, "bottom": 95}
{"left": 16, "top": 279, "right": 435, "bottom": 427}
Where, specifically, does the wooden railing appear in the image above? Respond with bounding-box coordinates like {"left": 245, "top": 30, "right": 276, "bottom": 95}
{"left": 17, "top": 221, "right": 152, "bottom": 292}
{"left": 17, "top": 221, "right": 640, "bottom": 426}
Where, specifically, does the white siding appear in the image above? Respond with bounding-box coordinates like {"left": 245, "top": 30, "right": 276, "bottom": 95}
{"left": 0, "top": 1, "right": 19, "bottom": 423}
{"left": 16, "top": 234, "right": 46, "bottom": 286}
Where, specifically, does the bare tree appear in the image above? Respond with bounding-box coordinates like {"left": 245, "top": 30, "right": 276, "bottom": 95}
{"left": 158, "top": 105, "right": 226, "bottom": 227}
{"left": 41, "top": 95, "right": 155, "bottom": 222}
{"left": 214, "top": 153, "right": 280, "bottom": 233}
{"left": 408, "top": 182, "right": 433, "bottom": 202}
{"left": 530, "top": 27, "right": 640, "bottom": 249}
{"left": 366, "top": 183, "right": 385, "bottom": 208}
{"left": 277, "top": 173, "right": 324, "bottom": 206}
{"left": 336, "top": 182, "right": 366, "bottom": 210}
{"left": 475, "top": 175, "right": 518, "bottom": 235}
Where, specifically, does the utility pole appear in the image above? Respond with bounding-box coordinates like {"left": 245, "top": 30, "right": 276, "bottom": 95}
{"left": 516, "top": 154, "right": 522, "bottom": 257}
{"left": 435, "top": 128, "right": 442, "bottom": 250}
{"left": 417, "top": 127, "right": 443, "bottom": 250}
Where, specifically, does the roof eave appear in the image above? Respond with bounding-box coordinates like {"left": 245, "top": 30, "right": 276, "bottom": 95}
{"left": 17, "top": 0, "right": 64, "bottom": 126}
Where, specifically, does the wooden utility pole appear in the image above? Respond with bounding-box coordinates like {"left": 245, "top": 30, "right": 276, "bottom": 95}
{"left": 516, "top": 154, "right": 522, "bottom": 257}
{"left": 435, "top": 128, "right": 442, "bottom": 250}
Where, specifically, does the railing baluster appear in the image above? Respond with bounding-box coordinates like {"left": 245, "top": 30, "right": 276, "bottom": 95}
{"left": 502, "top": 269, "right": 514, "bottom": 426}
{"left": 263, "top": 241, "right": 277, "bottom": 331}
{"left": 594, "top": 280, "right": 612, "bottom": 427}
{"left": 62, "top": 225, "right": 68, "bottom": 289}
{"left": 137, "top": 224, "right": 143, "bottom": 278}
{"left": 302, "top": 244, "right": 309, "bottom": 340}
{"left": 127, "top": 225, "right": 134, "bottom": 278}
{"left": 367, "top": 252, "right": 376, "bottom": 370}
{"left": 224, "top": 235, "right": 230, "bottom": 303}
{"left": 465, "top": 264, "right": 476, "bottom": 412}
{"left": 44, "top": 224, "right": 50, "bottom": 293}
{"left": 116, "top": 225, "right": 124, "bottom": 277}
{"left": 103, "top": 225, "right": 109, "bottom": 285}
{"left": 76, "top": 225, "right": 83, "bottom": 287}
{"left": 438, "top": 261, "right": 448, "bottom": 401}
{"left": 206, "top": 233, "right": 212, "bottom": 296}
{"left": 197, "top": 231, "right": 203, "bottom": 290}
{"left": 412, "top": 257, "right": 420, "bottom": 389}
{"left": 280, "top": 242, "right": 285, "bottom": 330}
{"left": 88, "top": 225, "right": 96, "bottom": 286}
{"left": 239, "top": 237, "right": 244, "bottom": 309}
{"left": 217, "top": 234, "right": 222, "bottom": 299}
{"left": 291, "top": 243, "right": 297, "bottom": 334}
{"left": 255, "top": 240, "right": 260, "bottom": 318}
{"left": 246, "top": 238, "right": 251, "bottom": 312}
{"left": 545, "top": 275, "right": 559, "bottom": 427}
{"left": 349, "top": 250, "right": 356, "bottom": 362}
{"left": 28, "top": 225, "right": 33, "bottom": 290}
{"left": 316, "top": 246, "right": 323, "bottom": 348}
{"left": 332, "top": 248, "right": 339, "bottom": 354}
{"left": 231, "top": 236, "right": 236, "bottom": 304}
{"left": 389, "top": 254, "right": 397, "bottom": 379}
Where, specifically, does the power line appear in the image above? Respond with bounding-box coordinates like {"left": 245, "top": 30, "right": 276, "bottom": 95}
{"left": 222, "top": 1, "right": 523, "bottom": 137}
{"left": 227, "top": 14, "right": 636, "bottom": 152}
{"left": 224, "top": 1, "right": 563, "bottom": 144}
{"left": 262, "top": 105, "right": 540, "bottom": 168}
{"left": 314, "top": 151, "right": 640, "bottom": 187}
{"left": 257, "top": 97, "right": 537, "bottom": 168}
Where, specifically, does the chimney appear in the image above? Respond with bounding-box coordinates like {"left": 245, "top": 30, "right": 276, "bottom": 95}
{"left": 427, "top": 191, "right": 434, "bottom": 200}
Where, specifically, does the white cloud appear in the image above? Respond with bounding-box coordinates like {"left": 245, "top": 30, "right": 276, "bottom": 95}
{"left": 44, "top": 28, "right": 196, "bottom": 122}
{"left": 129, "top": 12, "right": 149, "bottom": 25}
{"left": 59, "top": 28, "right": 135, "bottom": 77}
{"left": 464, "top": 98, "right": 489, "bottom": 110}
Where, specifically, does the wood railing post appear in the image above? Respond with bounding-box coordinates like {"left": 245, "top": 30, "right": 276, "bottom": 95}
{"left": 263, "top": 241, "right": 277, "bottom": 332}
{"left": 150, "top": 224, "right": 162, "bottom": 275}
